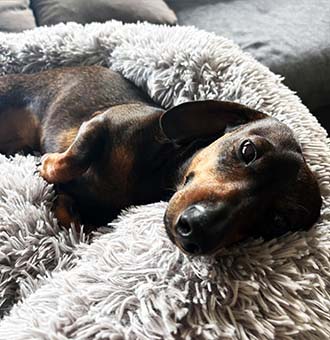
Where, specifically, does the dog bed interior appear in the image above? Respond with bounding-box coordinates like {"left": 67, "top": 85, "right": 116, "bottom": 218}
{"left": 0, "top": 21, "right": 330, "bottom": 339}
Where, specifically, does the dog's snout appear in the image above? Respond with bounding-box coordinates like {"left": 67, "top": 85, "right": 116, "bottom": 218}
{"left": 176, "top": 205, "right": 205, "bottom": 237}
{"left": 174, "top": 203, "right": 228, "bottom": 255}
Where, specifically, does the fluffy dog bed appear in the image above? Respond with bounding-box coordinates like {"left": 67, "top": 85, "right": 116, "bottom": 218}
{"left": 1, "top": 21, "right": 330, "bottom": 339}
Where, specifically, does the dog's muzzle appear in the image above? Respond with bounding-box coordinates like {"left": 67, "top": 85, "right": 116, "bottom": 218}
{"left": 170, "top": 202, "right": 229, "bottom": 255}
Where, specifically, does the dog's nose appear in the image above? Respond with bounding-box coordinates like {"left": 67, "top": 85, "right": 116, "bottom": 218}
{"left": 174, "top": 203, "right": 227, "bottom": 255}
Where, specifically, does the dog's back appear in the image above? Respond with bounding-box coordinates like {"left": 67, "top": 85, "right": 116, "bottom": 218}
{"left": 0, "top": 66, "right": 151, "bottom": 153}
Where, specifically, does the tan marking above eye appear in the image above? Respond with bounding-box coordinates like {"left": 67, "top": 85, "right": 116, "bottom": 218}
{"left": 184, "top": 140, "right": 222, "bottom": 181}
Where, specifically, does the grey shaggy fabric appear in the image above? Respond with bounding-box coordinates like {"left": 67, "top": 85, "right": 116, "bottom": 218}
{"left": 0, "top": 21, "right": 330, "bottom": 339}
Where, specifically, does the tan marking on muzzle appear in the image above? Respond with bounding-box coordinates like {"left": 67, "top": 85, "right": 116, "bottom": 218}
{"left": 166, "top": 139, "right": 242, "bottom": 232}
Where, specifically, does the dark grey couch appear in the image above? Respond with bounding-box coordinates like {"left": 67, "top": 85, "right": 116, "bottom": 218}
{"left": 168, "top": 0, "right": 330, "bottom": 131}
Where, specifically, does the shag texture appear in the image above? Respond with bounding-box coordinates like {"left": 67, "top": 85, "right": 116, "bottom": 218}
{"left": 0, "top": 21, "right": 330, "bottom": 339}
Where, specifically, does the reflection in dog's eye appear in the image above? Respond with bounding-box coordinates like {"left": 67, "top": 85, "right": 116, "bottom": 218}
{"left": 240, "top": 140, "right": 257, "bottom": 165}
{"left": 184, "top": 172, "right": 195, "bottom": 186}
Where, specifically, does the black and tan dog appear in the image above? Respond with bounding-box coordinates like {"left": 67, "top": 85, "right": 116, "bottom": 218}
{"left": 0, "top": 66, "right": 322, "bottom": 255}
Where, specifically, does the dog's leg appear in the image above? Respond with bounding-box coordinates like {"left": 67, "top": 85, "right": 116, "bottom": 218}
{"left": 40, "top": 114, "right": 107, "bottom": 183}
{"left": 53, "top": 192, "right": 81, "bottom": 230}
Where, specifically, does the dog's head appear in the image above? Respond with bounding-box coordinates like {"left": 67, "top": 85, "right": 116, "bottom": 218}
{"left": 160, "top": 101, "right": 322, "bottom": 255}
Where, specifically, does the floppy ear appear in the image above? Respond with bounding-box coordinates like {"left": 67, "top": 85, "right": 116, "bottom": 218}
{"left": 160, "top": 100, "right": 268, "bottom": 144}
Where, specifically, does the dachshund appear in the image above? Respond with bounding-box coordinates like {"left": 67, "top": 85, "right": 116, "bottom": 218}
{"left": 0, "top": 66, "right": 322, "bottom": 255}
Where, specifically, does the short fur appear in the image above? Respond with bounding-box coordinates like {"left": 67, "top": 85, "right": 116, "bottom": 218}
{"left": 0, "top": 66, "right": 322, "bottom": 255}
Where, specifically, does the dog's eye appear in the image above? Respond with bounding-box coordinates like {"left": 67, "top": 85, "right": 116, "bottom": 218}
{"left": 184, "top": 172, "right": 194, "bottom": 186}
{"left": 240, "top": 140, "right": 257, "bottom": 165}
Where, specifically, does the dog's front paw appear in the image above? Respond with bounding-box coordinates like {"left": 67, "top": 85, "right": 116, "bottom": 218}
{"left": 39, "top": 153, "right": 72, "bottom": 183}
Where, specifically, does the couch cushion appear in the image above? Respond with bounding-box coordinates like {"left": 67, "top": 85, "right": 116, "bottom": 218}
{"left": 31, "top": 0, "right": 177, "bottom": 26}
{"left": 0, "top": 0, "right": 36, "bottom": 32}
{"left": 167, "top": 0, "right": 330, "bottom": 112}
